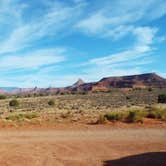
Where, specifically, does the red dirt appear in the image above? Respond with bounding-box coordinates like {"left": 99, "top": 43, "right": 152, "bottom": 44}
{"left": 0, "top": 123, "right": 165, "bottom": 166}
{"left": 0, "top": 117, "right": 166, "bottom": 130}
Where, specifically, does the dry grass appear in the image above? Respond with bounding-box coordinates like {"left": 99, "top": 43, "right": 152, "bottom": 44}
{"left": 99, "top": 106, "right": 166, "bottom": 123}
{"left": 0, "top": 90, "right": 165, "bottom": 125}
{"left": 5, "top": 112, "right": 38, "bottom": 121}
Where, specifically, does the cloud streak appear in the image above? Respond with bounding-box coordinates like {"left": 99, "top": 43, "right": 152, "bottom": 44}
{"left": 76, "top": 0, "right": 166, "bottom": 35}
{"left": 0, "top": 48, "right": 65, "bottom": 70}
{"left": 88, "top": 26, "right": 156, "bottom": 65}
{"left": 0, "top": 1, "right": 85, "bottom": 54}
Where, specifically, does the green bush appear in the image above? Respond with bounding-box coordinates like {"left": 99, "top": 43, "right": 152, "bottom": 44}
{"left": 126, "top": 111, "right": 137, "bottom": 122}
{"left": 158, "top": 94, "right": 166, "bottom": 103}
{"left": 105, "top": 112, "right": 121, "bottom": 121}
{"left": 126, "top": 96, "right": 130, "bottom": 100}
{"left": 24, "top": 113, "right": 38, "bottom": 119}
{"left": 9, "top": 99, "right": 19, "bottom": 107}
{"left": 125, "top": 110, "right": 145, "bottom": 123}
{"left": 104, "top": 110, "right": 145, "bottom": 123}
{"left": 146, "top": 107, "right": 166, "bottom": 120}
{"left": 6, "top": 113, "right": 38, "bottom": 121}
{"left": 0, "top": 95, "right": 6, "bottom": 100}
{"left": 6, "top": 114, "right": 23, "bottom": 121}
{"left": 148, "top": 87, "right": 153, "bottom": 91}
{"left": 48, "top": 100, "right": 55, "bottom": 106}
{"left": 146, "top": 112, "right": 156, "bottom": 119}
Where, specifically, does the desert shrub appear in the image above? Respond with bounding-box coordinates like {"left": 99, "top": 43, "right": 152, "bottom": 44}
{"left": 132, "top": 87, "right": 142, "bottom": 91}
{"left": 0, "top": 95, "right": 6, "bottom": 100}
{"left": 146, "top": 112, "right": 157, "bottom": 119}
{"left": 48, "top": 100, "right": 55, "bottom": 106}
{"left": 126, "top": 96, "right": 130, "bottom": 100}
{"left": 9, "top": 99, "right": 19, "bottom": 107}
{"left": 39, "top": 93, "right": 44, "bottom": 96}
{"left": 125, "top": 110, "right": 146, "bottom": 123}
{"left": 24, "top": 113, "right": 38, "bottom": 119}
{"left": 97, "top": 114, "right": 107, "bottom": 124}
{"left": 158, "top": 94, "right": 166, "bottom": 103}
{"left": 105, "top": 112, "right": 121, "bottom": 121}
{"left": 104, "top": 110, "right": 145, "bottom": 123}
{"left": 148, "top": 87, "right": 153, "bottom": 91}
{"left": 33, "top": 93, "right": 40, "bottom": 97}
{"left": 6, "top": 114, "right": 23, "bottom": 121}
{"left": 146, "top": 107, "right": 166, "bottom": 120}
{"left": 6, "top": 113, "right": 38, "bottom": 121}
{"left": 126, "top": 111, "right": 137, "bottom": 122}
{"left": 79, "top": 92, "right": 88, "bottom": 95}
{"left": 104, "top": 111, "right": 128, "bottom": 122}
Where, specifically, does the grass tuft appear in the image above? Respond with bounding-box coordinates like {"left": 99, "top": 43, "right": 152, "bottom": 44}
{"left": 5, "top": 113, "right": 38, "bottom": 121}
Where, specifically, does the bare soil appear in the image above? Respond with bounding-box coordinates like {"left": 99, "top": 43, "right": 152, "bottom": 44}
{"left": 0, "top": 125, "right": 165, "bottom": 166}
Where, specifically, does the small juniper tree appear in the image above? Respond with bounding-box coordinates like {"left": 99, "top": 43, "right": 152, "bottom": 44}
{"left": 48, "top": 100, "right": 55, "bottom": 106}
{"left": 158, "top": 94, "right": 166, "bottom": 103}
{"left": 9, "top": 99, "right": 19, "bottom": 107}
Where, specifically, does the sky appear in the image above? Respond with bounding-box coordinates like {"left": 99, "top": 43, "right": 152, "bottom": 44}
{"left": 0, "top": 0, "right": 165, "bottom": 88}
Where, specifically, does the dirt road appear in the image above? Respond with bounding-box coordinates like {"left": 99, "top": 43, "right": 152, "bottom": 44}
{"left": 0, "top": 127, "right": 165, "bottom": 166}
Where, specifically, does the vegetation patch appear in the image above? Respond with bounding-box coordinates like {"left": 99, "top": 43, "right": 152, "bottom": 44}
{"left": 158, "top": 94, "right": 166, "bottom": 103}
{"left": 99, "top": 107, "right": 166, "bottom": 124}
{"left": 5, "top": 113, "right": 38, "bottom": 121}
{"left": 48, "top": 100, "right": 55, "bottom": 106}
{"left": 9, "top": 99, "right": 19, "bottom": 107}
{"left": 125, "top": 111, "right": 143, "bottom": 123}
{"left": 104, "top": 111, "right": 125, "bottom": 121}
{"left": 0, "top": 95, "right": 7, "bottom": 100}
{"left": 146, "top": 107, "right": 166, "bottom": 121}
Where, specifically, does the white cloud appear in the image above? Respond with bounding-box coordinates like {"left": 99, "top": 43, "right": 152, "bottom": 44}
{"left": 89, "top": 26, "right": 157, "bottom": 66}
{"left": 0, "top": 48, "right": 65, "bottom": 70}
{"left": 76, "top": 0, "right": 166, "bottom": 39}
{"left": 103, "top": 25, "right": 134, "bottom": 40}
{"left": 0, "top": 1, "right": 85, "bottom": 54}
{"left": 76, "top": 12, "right": 110, "bottom": 34}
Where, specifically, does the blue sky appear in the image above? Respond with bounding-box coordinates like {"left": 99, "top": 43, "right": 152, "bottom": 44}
{"left": 0, "top": 0, "right": 165, "bottom": 87}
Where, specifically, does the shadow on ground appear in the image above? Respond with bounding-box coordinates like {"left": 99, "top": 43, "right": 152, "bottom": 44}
{"left": 103, "top": 152, "right": 166, "bottom": 166}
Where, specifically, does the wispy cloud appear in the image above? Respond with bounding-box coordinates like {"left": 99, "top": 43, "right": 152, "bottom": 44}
{"left": 0, "top": 1, "right": 85, "bottom": 54}
{"left": 76, "top": 0, "right": 166, "bottom": 39}
{"left": 0, "top": 48, "right": 65, "bottom": 70}
{"left": 89, "top": 26, "right": 156, "bottom": 65}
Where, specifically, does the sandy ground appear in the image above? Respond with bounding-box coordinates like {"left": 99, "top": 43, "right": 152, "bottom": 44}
{"left": 0, "top": 126, "right": 165, "bottom": 166}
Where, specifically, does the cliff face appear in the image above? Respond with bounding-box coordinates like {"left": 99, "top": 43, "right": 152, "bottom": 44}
{"left": 75, "top": 73, "right": 166, "bottom": 92}
{"left": 91, "top": 73, "right": 166, "bottom": 90}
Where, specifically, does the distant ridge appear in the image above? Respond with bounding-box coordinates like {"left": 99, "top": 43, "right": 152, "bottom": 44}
{"left": 93, "top": 73, "right": 166, "bottom": 90}
{"left": 68, "top": 73, "right": 166, "bottom": 92}
{"left": 0, "top": 73, "right": 165, "bottom": 95}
